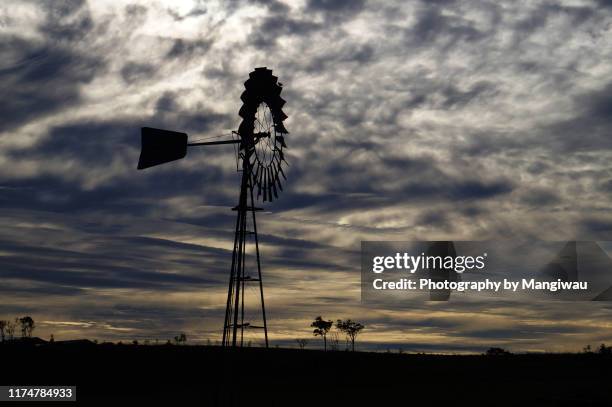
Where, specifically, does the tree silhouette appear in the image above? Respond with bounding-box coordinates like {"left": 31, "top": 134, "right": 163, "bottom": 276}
{"left": 174, "top": 333, "right": 187, "bottom": 345}
{"left": 0, "top": 320, "right": 7, "bottom": 343}
{"left": 295, "top": 338, "right": 308, "bottom": 349}
{"left": 6, "top": 320, "right": 16, "bottom": 341}
{"left": 311, "top": 316, "right": 333, "bottom": 351}
{"left": 485, "top": 347, "right": 511, "bottom": 356}
{"left": 336, "top": 319, "right": 364, "bottom": 352}
{"left": 328, "top": 331, "right": 340, "bottom": 351}
{"left": 19, "top": 316, "right": 35, "bottom": 338}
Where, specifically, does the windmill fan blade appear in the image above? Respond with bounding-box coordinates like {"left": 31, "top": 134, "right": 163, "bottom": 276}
{"left": 274, "top": 122, "right": 288, "bottom": 134}
{"left": 278, "top": 162, "right": 287, "bottom": 180}
{"left": 266, "top": 168, "right": 272, "bottom": 200}
{"left": 267, "top": 168, "right": 275, "bottom": 201}
{"left": 275, "top": 147, "right": 284, "bottom": 162}
{"left": 275, "top": 171, "right": 283, "bottom": 191}
{"left": 276, "top": 135, "right": 287, "bottom": 148}
{"left": 275, "top": 148, "right": 288, "bottom": 166}
{"left": 270, "top": 168, "right": 278, "bottom": 199}
{"left": 138, "top": 127, "right": 188, "bottom": 170}
{"left": 263, "top": 171, "right": 268, "bottom": 202}
{"left": 257, "top": 168, "right": 263, "bottom": 198}
{"left": 251, "top": 165, "right": 260, "bottom": 188}
{"left": 266, "top": 169, "right": 272, "bottom": 201}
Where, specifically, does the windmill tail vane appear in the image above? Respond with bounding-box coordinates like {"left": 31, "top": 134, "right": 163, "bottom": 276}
{"left": 137, "top": 67, "right": 289, "bottom": 348}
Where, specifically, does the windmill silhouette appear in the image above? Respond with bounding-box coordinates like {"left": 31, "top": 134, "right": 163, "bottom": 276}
{"left": 137, "top": 67, "right": 289, "bottom": 347}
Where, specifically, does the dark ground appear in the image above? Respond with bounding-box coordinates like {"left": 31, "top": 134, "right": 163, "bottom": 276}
{"left": 1, "top": 342, "right": 611, "bottom": 406}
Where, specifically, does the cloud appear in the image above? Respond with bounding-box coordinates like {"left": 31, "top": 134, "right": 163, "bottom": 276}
{"left": 165, "top": 38, "right": 213, "bottom": 59}
{"left": 546, "top": 81, "right": 612, "bottom": 153}
{"left": 0, "top": 0, "right": 611, "bottom": 350}
{"left": 306, "top": 0, "right": 366, "bottom": 15}
{"left": 120, "top": 62, "right": 156, "bottom": 84}
{"left": 407, "top": 3, "right": 486, "bottom": 46}
{"left": 0, "top": 35, "right": 103, "bottom": 132}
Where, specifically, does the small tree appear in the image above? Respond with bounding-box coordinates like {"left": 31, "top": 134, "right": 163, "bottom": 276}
{"left": 328, "top": 332, "right": 340, "bottom": 351}
{"left": 311, "top": 316, "right": 333, "bottom": 351}
{"left": 19, "top": 316, "right": 35, "bottom": 338}
{"left": 6, "top": 320, "right": 16, "bottom": 341}
{"left": 485, "top": 347, "right": 511, "bottom": 356}
{"left": 336, "top": 319, "right": 364, "bottom": 352}
{"left": 0, "top": 320, "right": 7, "bottom": 343}
{"left": 174, "top": 333, "right": 187, "bottom": 345}
{"left": 295, "top": 338, "right": 309, "bottom": 349}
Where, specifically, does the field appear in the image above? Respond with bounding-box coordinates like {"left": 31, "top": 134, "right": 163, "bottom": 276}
{"left": 2, "top": 342, "right": 612, "bottom": 406}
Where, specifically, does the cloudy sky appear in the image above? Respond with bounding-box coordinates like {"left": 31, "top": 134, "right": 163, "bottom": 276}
{"left": 1, "top": 0, "right": 611, "bottom": 352}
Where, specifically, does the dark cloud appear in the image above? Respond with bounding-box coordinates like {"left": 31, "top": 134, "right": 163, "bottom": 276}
{"left": 120, "top": 62, "right": 156, "bottom": 84}
{"left": 306, "top": 0, "right": 366, "bottom": 15}
{"left": 302, "top": 43, "right": 376, "bottom": 73}
{"left": 586, "top": 83, "right": 612, "bottom": 121}
{"left": 0, "top": 37, "right": 103, "bottom": 132}
{"left": 272, "top": 179, "right": 512, "bottom": 216}
{"left": 514, "top": 3, "right": 595, "bottom": 39}
{"left": 279, "top": 149, "right": 513, "bottom": 214}
{"left": 2, "top": 119, "right": 235, "bottom": 214}
{"left": 0, "top": 0, "right": 103, "bottom": 132}
{"left": 251, "top": 17, "right": 321, "bottom": 49}
{"left": 417, "top": 210, "right": 452, "bottom": 230}
{"left": 39, "top": 0, "right": 94, "bottom": 42}
{"left": 546, "top": 82, "right": 612, "bottom": 153}
{"left": 0, "top": 173, "right": 202, "bottom": 215}
{"left": 526, "top": 161, "right": 550, "bottom": 176}
{"left": 519, "top": 187, "right": 560, "bottom": 207}
{"left": 600, "top": 179, "right": 612, "bottom": 194}
{"left": 439, "top": 81, "right": 497, "bottom": 109}
{"left": 125, "top": 4, "right": 148, "bottom": 19}
{"left": 0, "top": 233, "right": 229, "bottom": 285}
{"left": 153, "top": 91, "right": 231, "bottom": 133}
{"left": 453, "top": 131, "right": 526, "bottom": 158}
{"left": 407, "top": 5, "right": 485, "bottom": 46}
{"left": 166, "top": 38, "right": 213, "bottom": 59}
{"left": 581, "top": 218, "right": 612, "bottom": 235}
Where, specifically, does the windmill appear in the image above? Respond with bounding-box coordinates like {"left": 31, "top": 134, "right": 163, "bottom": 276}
{"left": 137, "top": 67, "right": 289, "bottom": 348}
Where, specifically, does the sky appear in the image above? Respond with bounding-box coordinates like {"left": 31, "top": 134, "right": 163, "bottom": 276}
{"left": 0, "top": 0, "right": 611, "bottom": 353}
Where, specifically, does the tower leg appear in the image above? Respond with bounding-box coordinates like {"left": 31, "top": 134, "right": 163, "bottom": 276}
{"left": 222, "top": 166, "right": 269, "bottom": 348}
{"left": 222, "top": 193, "right": 242, "bottom": 346}
{"left": 249, "top": 180, "right": 269, "bottom": 348}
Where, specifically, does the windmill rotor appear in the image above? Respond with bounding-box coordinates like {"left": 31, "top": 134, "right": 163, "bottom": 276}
{"left": 237, "top": 67, "right": 289, "bottom": 202}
